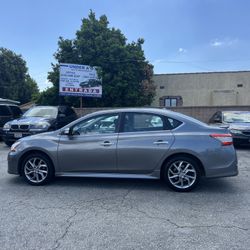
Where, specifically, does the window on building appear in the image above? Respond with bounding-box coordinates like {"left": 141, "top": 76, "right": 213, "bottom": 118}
{"left": 165, "top": 97, "right": 178, "bottom": 107}
{"left": 159, "top": 96, "right": 183, "bottom": 107}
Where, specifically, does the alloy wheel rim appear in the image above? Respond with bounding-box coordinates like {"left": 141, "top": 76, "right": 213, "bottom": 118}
{"left": 24, "top": 157, "right": 48, "bottom": 183}
{"left": 168, "top": 160, "right": 197, "bottom": 189}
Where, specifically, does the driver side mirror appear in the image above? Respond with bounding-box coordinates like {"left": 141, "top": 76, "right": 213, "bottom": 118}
{"left": 60, "top": 127, "right": 71, "bottom": 135}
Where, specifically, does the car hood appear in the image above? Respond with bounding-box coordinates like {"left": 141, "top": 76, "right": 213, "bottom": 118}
{"left": 20, "top": 130, "right": 58, "bottom": 140}
{"left": 228, "top": 123, "right": 250, "bottom": 131}
{"left": 7, "top": 116, "right": 55, "bottom": 125}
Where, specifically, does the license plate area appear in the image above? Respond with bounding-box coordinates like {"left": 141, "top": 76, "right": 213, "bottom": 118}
{"left": 14, "top": 133, "right": 22, "bottom": 138}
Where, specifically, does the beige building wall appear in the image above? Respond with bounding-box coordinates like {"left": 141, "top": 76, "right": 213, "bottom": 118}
{"left": 152, "top": 71, "right": 250, "bottom": 107}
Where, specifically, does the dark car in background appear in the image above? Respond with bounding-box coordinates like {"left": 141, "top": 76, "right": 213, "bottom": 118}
{"left": 0, "top": 104, "right": 23, "bottom": 140}
{"left": 209, "top": 111, "right": 250, "bottom": 146}
{"left": 3, "top": 105, "right": 77, "bottom": 146}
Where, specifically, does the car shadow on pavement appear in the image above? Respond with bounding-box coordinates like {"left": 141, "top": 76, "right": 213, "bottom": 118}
{"left": 8, "top": 175, "right": 239, "bottom": 194}
{"left": 198, "top": 177, "right": 240, "bottom": 193}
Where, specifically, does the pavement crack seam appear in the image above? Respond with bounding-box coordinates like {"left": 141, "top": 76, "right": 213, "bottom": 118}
{"left": 134, "top": 207, "right": 249, "bottom": 231}
{"left": 51, "top": 208, "right": 78, "bottom": 250}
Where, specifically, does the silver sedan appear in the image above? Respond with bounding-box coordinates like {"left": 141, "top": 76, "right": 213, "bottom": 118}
{"left": 8, "top": 108, "right": 238, "bottom": 192}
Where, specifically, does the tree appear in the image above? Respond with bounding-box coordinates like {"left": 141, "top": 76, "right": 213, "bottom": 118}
{"left": 36, "top": 86, "right": 59, "bottom": 105}
{"left": 40, "top": 11, "right": 155, "bottom": 107}
{"left": 25, "top": 75, "right": 40, "bottom": 101}
{"left": 0, "top": 48, "right": 39, "bottom": 104}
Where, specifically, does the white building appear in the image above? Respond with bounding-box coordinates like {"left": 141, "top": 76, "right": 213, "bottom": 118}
{"left": 152, "top": 71, "right": 250, "bottom": 107}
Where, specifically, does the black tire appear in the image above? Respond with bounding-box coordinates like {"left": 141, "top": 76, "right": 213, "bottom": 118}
{"left": 21, "top": 153, "right": 54, "bottom": 186}
{"left": 163, "top": 156, "right": 201, "bottom": 192}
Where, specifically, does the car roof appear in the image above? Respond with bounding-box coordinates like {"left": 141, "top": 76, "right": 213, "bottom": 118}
{"left": 85, "top": 107, "right": 207, "bottom": 126}
{"left": 88, "top": 107, "right": 172, "bottom": 115}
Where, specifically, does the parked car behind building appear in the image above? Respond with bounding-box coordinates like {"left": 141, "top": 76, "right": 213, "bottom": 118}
{"left": 3, "top": 105, "right": 77, "bottom": 146}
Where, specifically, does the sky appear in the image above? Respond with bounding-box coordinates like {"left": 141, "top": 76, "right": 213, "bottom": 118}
{"left": 1, "top": 0, "right": 250, "bottom": 90}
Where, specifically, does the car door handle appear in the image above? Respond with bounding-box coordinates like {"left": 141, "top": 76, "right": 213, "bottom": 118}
{"left": 153, "top": 140, "right": 169, "bottom": 145}
{"left": 100, "top": 141, "right": 114, "bottom": 146}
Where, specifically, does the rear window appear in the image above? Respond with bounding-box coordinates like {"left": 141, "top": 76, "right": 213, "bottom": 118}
{"left": 0, "top": 106, "right": 11, "bottom": 116}
{"left": 167, "top": 117, "right": 183, "bottom": 129}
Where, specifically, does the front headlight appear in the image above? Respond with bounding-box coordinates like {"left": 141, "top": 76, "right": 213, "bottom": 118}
{"left": 10, "top": 141, "right": 21, "bottom": 152}
{"left": 30, "top": 122, "right": 50, "bottom": 131}
{"left": 3, "top": 123, "right": 11, "bottom": 131}
{"left": 230, "top": 129, "right": 242, "bottom": 135}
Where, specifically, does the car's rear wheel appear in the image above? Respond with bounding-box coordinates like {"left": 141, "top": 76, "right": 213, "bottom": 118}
{"left": 163, "top": 156, "right": 201, "bottom": 192}
{"left": 21, "top": 153, "right": 54, "bottom": 185}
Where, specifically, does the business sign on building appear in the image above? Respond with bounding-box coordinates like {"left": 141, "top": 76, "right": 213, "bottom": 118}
{"left": 59, "top": 63, "right": 102, "bottom": 97}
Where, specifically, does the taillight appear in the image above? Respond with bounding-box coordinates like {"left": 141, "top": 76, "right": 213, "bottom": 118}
{"left": 210, "top": 134, "right": 233, "bottom": 146}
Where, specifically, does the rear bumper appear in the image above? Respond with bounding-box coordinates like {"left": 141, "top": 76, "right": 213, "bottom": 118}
{"left": 205, "top": 158, "right": 238, "bottom": 178}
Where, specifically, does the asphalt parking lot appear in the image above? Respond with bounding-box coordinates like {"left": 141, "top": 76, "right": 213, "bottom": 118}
{"left": 0, "top": 142, "right": 250, "bottom": 250}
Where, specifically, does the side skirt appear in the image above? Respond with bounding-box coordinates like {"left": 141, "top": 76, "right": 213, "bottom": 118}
{"left": 55, "top": 172, "right": 159, "bottom": 179}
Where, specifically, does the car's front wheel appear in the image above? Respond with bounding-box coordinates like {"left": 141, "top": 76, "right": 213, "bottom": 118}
{"left": 163, "top": 156, "right": 201, "bottom": 192}
{"left": 21, "top": 153, "right": 54, "bottom": 185}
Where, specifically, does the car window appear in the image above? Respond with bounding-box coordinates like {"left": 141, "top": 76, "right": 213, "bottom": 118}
{"left": 223, "top": 111, "right": 250, "bottom": 123}
{"left": 0, "top": 106, "right": 11, "bottom": 116}
{"left": 9, "top": 106, "right": 22, "bottom": 116}
{"left": 167, "top": 117, "right": 182, "bottom": 129}
{"left": 123, "top": 113, "right": 164, "bottom": 132}
{"left": 210, "top": 111, "right": 222, "bottom": 123}
{"left": 23, "top": 107, "right": 58, "bottom": 119}
{"left": 72, "top": 113, "right": 119, "bottom": 135}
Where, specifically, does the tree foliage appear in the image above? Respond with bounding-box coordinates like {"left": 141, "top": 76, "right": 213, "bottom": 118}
{"left": 39, "top": 11, "right": 155, "bottom": 107}
{"left": 0, "top": 47, "right": 39, "bottom": 104}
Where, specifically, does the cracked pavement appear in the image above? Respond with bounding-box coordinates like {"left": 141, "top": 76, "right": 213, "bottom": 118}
{"left": 0, "top": 142, "right": 250, "bottom": 250}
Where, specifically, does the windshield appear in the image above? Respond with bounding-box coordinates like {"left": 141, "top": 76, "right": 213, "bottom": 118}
{"left": 23, "top": 107, "right": 58, "bottom": 119}
{"left": 223, "top": 112, "right": 250, "bottom": 123}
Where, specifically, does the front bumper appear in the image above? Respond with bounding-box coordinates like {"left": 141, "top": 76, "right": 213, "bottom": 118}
{"left": 8, "top": 152, "right": 20, "bottom": 175}
{"left": 2, "top": 130, "right": 44, "bottom": 143}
